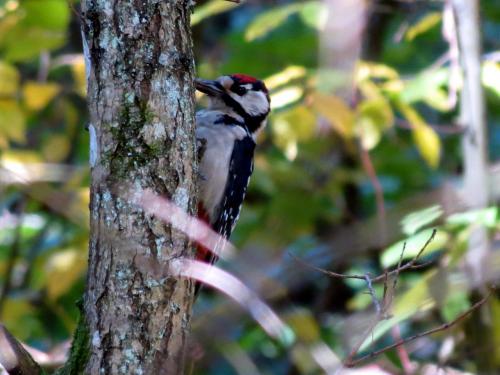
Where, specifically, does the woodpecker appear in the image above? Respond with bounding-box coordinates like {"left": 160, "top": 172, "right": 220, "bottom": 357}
{"left": 195, "top": 74, "right": 270, "bottom": 266}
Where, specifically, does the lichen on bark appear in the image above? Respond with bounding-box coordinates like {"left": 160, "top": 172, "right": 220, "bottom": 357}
{"left": 55, "top": 301, "right": 90, "bottom": 375}
{"left": 72, "top": 0, "right": 198, "bottom": 374}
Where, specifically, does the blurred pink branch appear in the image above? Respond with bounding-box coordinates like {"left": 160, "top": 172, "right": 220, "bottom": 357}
{"left": 170, "top": 258, "right": 291, "bottom": 343}
{"left": 139, "top": 190, "right": 236, "bottom": 260}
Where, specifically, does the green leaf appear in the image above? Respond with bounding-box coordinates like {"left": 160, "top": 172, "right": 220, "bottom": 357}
{"left": 401, "top": 205, "right": 443, "bottom": 236}
{"left": 482, "top": 61, "right": 500, "bottom": 97}
{"left": 191, "top": 0, "right": 239, "bottom": 26}
{"left": 397, "top": 101, "right": 441, "bottom": 168}
{"left": 412, "top": 122, "right": 441, "bottom": 168}
{"left": 272, "top": 105, "right": 315, "bottom": 160}
{"left": 0, "top": 61, "right": 19, "bottom": 96}
{"left": 270, "top": 85, "right": 304, "bottom": 109}
{"left": 355, "top": 115, "right": 382, "bottom": 150}
{"left": 400, "top": 69, "right": 449, "bottom": 105}
{"left": 299, "top": 2, "right": 327, "bottom": 31}
{"left": 264, "top": 65, "right": 307, "bottom": 91}
{"left": 0, "top": 100, "right": 26, "bottom": 143}
{"left": 310, "top": 91, "right": 355, "bottom": 139}
{"left": 355, "top": 98, "right": 394, "bottom": 149}
{"left": 357, "top": 61, "right": 400, "bottom": 81}
{"left": 22, "top": 81, "right": 61, "bottom": 110}
{"left": 45, "top": 248, "right": 87, "bottom": 301}
{"left": 405, "top": 12, "right": 442, "bottom": 41}
{"left": 490, "top": 298, "right": 500, "bottom": 363}
{"left": 245, "top": 3, "right": 302, "bottom": 41}
{"left": 441, "top": 291, "right": 471, "bottom": 322}
{"left": 0, "top": 0, "right": 70, "bottom": 61}
{"left": 381, "top": 228, "right": 448, "bottom": 268}
{"left": 285, "top": 309, "right": 320, "bottom": 343}
{"left": 446, "top": 207, "right": 498, "bottom": 228}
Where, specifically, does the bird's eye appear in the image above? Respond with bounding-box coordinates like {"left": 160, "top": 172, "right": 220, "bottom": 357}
{"left": 232, "top": 86, "right": 247, "bottom": 96}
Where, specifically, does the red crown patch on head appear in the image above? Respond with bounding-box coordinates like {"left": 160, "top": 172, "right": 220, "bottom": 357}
{"left": 232, "top": 74, "right": 258, "bottom": 84}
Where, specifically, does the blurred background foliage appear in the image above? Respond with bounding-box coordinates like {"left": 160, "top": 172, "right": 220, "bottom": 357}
{"left": 0, "top": 0, "right": 499, "bottom": 374}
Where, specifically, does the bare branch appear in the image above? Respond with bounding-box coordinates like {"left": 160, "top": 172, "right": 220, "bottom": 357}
{"left": 359, "top": 144, "right": 386, "bottom": 243}
{"left": 0, "top": 324, "right": 42, "bottom": 375}
{"left": 395, "top": 118, "right": 465, "bottom": 135}
{"left": 364, "top": 274, "right": 381, "bottom": 314}
{"left": 344, "top": 290, "right": 492, "bottom": 367}
{"left": 291, "top": 229, "right": 437, "bottom": 283}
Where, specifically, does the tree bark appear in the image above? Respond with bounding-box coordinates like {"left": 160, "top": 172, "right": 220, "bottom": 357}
{"left": 451, "top": 0, "right": 490, "bottom": 285}
{"left": 59, "top": 1, "right": 197, "bottom": 374}
{"left": 451, "top": 1, "right": 495, "bottom": 372}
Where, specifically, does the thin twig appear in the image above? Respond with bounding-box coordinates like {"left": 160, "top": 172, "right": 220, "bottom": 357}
{"left": 359, "top": 144, "right": 387, "bottom": 244}
{"left": 291, "top": 229, "right": 437, "bottom": 283}
{"left": 344, "top": 290, "right": 492, "bottom": 367}
{"left": 395, "top": 118, "right": 465, "bottom": 135}
{"left": 391, "top": 240, "right": 407, "bottom": 294}
{"left": 364, "top": 274, "right": 381, "bottom": 314}
{"left": 66, "top": 0, "right": 84, "bottom": 24}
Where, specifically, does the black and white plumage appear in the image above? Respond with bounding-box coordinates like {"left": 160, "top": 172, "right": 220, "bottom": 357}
{"left": 194, "top": 74, "right": 270, "bottom": 264}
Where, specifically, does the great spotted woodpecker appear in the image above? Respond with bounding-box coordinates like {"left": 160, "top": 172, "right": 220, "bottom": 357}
{"left": 195, "top": 74, "right": 270, "bottom": 266}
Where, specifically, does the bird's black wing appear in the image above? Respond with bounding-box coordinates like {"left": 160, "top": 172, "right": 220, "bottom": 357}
{"left": 212, "top": 136, "right": 256, "bottom": 239}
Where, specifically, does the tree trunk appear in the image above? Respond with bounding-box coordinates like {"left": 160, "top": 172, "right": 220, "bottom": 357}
{"left": 452, "top": 0, "right": 490, "bottom": 285}
{"left": 451, "top": 0, "right": 496, "bottom": 372}
{"left": 60, "top": 1, "right": 197, "bottom": 374}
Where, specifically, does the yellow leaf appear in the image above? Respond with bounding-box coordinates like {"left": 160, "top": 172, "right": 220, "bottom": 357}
{"left": 22, "top": 81, "right": 60, "bottom": 110}
{"left": 71, "top": 56, "right": 87, "bottom": 96}
{"left": 245, "top": 4, "right": 301, "bottom": 41}
{"left": 191, "top": 0, "right": 239, "bottom": 26}
{"left": 1, "top": 300, "right": 37, "bottom": 341}
{"left": 482, "top": 61, "right": 500, "bottom": 97}
{"left": 310, "top": 92, "right": 354, "bottom": 139}
{"left": 355, "top": 116, "right": 381, "bottom": 150}
{"left": 0, "top": 100, "right": 26, "bottom": 143}
{"left": 356, "top": 61, "right": 399, "bottom": 82}
{"left": 406, "top": 12, "right": 442, "bottom": 41}
{"left": 398, "top": 102, "right": 441, "bottom": 168}
{"left": 1, "top": 150, "right": 42, "bottom": 164}
{"left": 264, "top": 66, "right": 307, "bottom": 91}
{"left": 0, "top": 135, "right": 8, "bottom": 149}
{"left": 413, "top": 123, "right": 441, "bottom": 168}
{"left": 490, "top": 297, "right": 500, "bottom": 363}
{"left": 272, "top": 105, "right": 315, "bottom": 160}
{"left": 0, "top": 61, "right": 19, "bottom": 96}
{"left": 45, "top": 248, "right": 87, "bottom": 300}
{"left": 355, "top": 97, "right": 394, "bottom": 150}
{"left": 42, "top": 134, "right": 70, "bottom": 162}
{"left": 285, "top": 309, "right": 320, "bottom": 343}
{"left": 270, "top": 85, "right": 303, "bottom": 109}
{"left": 424, "top": 87, "right": 453, "bottom": 112}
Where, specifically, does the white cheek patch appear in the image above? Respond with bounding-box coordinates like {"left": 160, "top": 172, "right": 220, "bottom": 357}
{"left": 240, "top": 91, "right": 269, "bottom": 116}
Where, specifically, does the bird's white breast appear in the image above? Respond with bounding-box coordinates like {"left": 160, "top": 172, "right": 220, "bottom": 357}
{"left": 196, "top": 110, "right": 248, "bottom": 222}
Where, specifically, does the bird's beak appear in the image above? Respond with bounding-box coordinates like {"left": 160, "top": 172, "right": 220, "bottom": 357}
{"left": 195, "top": 79, "right": 225, "bottom": 97}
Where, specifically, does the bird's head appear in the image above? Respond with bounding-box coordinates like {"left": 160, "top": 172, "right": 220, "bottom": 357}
{"left": 195, "top": 74, "right": 270, "bottom": 134}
